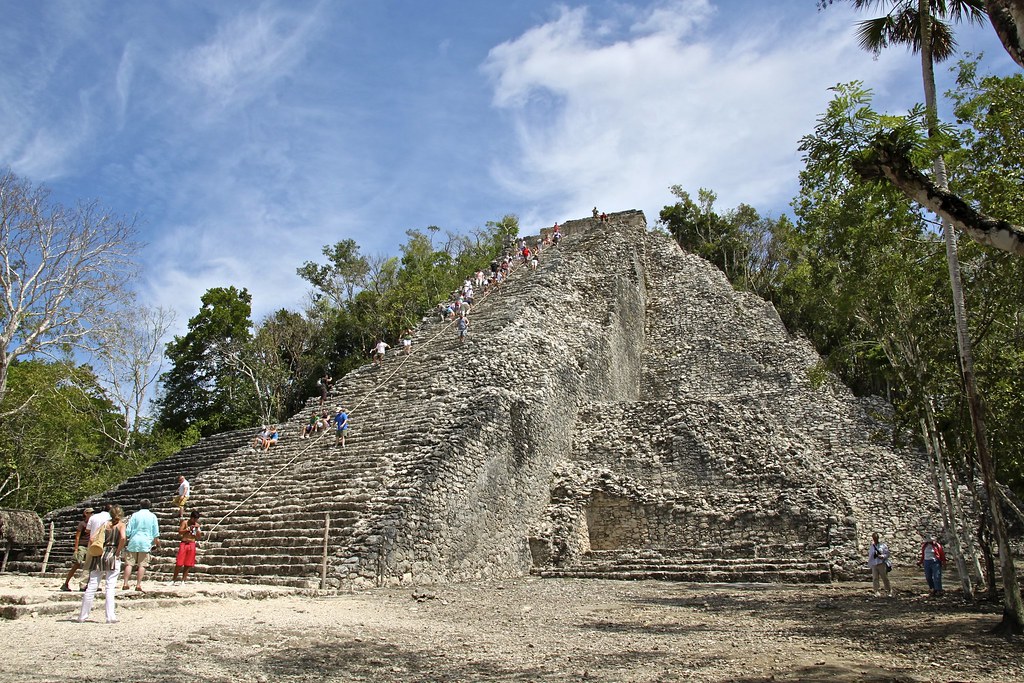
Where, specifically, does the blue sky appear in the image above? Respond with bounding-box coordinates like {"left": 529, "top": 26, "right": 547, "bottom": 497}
{"left": 1, "top": 0, "right": 1016, "bottom": 330}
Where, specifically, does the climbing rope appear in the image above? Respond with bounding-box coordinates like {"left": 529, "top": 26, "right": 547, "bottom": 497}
{"left": 206, "top": 248, "right": 541, "bottom": 535}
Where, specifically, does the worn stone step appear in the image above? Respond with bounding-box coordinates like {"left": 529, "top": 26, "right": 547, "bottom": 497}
{"left": 535, "top": 568, "right": 833, "bottom": 583}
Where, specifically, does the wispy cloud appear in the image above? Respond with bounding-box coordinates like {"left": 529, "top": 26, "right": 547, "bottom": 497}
{"left": 482, "top": 1, "right": 906, "bottom": 226}
{"left": 114, "top": 42, "right": 139, "bottom": 129}
{"left": 2, "top": 0, "right": 1012, "bottom": 337}
{"left": 172, "top": 5, "right": 322, "bottom": 117}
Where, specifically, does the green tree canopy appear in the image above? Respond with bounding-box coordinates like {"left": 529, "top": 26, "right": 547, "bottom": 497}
{"left": 156, "top": 286, "right": 257, "bottom": 436}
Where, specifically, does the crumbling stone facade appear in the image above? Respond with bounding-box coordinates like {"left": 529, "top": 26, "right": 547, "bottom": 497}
{"left": 341, "top": 210, "right": 939, "bottom": 585}
{"left": 30, "top": 210, "right": 939, "bottom": 587}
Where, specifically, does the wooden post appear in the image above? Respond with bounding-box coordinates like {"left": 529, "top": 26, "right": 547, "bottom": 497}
{"left": 320, "top": 512, "right": 330, "bottom": 590}
{"left": 0, "top": 541, "right": 9, "bottom": 573}
{"left": 40, "top": 522, "right": 55, "bottom": 573}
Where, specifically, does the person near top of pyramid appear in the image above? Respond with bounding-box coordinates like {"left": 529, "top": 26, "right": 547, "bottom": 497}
{"left": 317, "top": 373, "right": 333, "bottom": 406}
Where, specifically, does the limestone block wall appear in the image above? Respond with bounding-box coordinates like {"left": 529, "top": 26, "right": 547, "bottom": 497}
{"left": 530, "top": 216, "right": 941, "bottom": 577}
{"left": 34, "top": 210, "right": 945, "bottom": 587}
{"left": 338, "top": 213, "right": 650, "bottom": 585}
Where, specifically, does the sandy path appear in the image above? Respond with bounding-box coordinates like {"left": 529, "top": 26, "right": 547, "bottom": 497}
{"left": 2, "top": 574, "right": 1022, "bottom": 682}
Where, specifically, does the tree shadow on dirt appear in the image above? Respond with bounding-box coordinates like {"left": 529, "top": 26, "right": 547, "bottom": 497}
{"left": 260, "top": 639, "right": 547, "bottom": 682}
{"left": 626, "top": 583, "right": 1023, "bottom": 654}
{"left": 132, "top": 634, "right": 679, "bottom": 683}
{"left": 725, "top": 661, "right": 918, "bottom": 683}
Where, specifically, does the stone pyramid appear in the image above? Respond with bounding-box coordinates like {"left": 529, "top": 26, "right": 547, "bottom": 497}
{"left": 30, "top": 210, "right": 937, "bottom": 587}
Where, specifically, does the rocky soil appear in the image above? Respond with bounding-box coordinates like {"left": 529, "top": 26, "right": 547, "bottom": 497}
{"left": 2, "top": 573, "right": 1022, "bottom": 682}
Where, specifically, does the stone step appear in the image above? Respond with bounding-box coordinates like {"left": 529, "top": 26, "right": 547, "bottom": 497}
{"left": 592, "top": 559, "right": 830, "bottom": 573}
{"left": 188, "top": 561, "right": 320, "bottom": 577}
{"left": 535, "top": 567, "right": 833, "bottom": 583}
{"left": 583, "top": 545, "right": 823, "bottom": 562}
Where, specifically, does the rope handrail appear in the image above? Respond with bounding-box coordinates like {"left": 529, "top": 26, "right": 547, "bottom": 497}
{"left": 206, "top": 245, "right": 544, "bottom": 535}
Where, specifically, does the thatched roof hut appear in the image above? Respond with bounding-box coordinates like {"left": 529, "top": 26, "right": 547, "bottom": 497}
{"left": 0, "top": 508, "right": 45, "bottom": 546}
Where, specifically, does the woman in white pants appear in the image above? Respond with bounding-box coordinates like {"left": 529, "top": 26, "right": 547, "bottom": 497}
{"left": 79, "top": 504, "right": 126, "bottom": 623}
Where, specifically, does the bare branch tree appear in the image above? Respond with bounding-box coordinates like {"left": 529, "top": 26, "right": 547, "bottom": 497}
{"left": 0, "top": 471, "right": 20, "bottom": 503}
{"left": 88, "top": 304, "right": 176, "bottom": 452}
{"left": 0, "top": 169, "right": 139, "bottom": 407}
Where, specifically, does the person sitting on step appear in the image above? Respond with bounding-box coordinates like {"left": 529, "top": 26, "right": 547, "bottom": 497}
{"left": 258, "top": 425, "right": 279, "bottom": 452}
{"left": 251, "top": 426, "right": 271, "bottom": 451}
{"left": 302, "top": 412, "right": 318, "bottom": 439}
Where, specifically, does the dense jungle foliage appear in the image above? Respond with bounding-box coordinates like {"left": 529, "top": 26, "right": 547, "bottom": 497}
{"left": 660, "top": 61, "right": 1024, "bottom": 497}
{"left": 1, "top": 57, "right": 1022, "bottom": 516}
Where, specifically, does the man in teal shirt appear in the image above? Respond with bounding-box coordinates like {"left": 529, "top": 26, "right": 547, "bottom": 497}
{"left": 122, "top": 499, "right": 161, "bottom": 592}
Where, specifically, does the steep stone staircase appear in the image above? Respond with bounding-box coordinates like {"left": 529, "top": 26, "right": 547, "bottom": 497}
{"left": 10, "top": 210, "right": 941, "bottom": 589}
{"left": 16, "top": 242, "right": 552, "bottom": 587}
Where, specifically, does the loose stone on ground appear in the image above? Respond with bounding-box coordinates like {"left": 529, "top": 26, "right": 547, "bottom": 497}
{"left": 2, "top": 574, "right": 1022, "bottom": 682}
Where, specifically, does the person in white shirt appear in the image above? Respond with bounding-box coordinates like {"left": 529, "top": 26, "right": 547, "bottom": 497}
{"left": 867, "top": 532, "right": 892, "bottom": 597}
{"left": 86, "top": 505, "right": 111, "bottom": 538}
{"left": 79, "top": 504, "right": 125, "bottom": 624}
{"left": 172, "top": 476, "right": 190, "bottom": 517}
{"left": 372, "top": 340, "right": 390, "bottom": 366}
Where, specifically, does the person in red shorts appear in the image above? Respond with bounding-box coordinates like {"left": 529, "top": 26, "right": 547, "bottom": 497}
{"left": 171, "top": 511, "right": 201, "bottom": 584}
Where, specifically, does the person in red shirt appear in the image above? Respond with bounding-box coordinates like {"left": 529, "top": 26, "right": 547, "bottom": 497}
{"left": 917, "top": 536, "right": 947, "bottom": 596}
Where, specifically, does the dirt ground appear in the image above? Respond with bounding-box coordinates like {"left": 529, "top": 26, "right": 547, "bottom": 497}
{"left": 2, "top": 572, "right": 1023, "bottom": 683}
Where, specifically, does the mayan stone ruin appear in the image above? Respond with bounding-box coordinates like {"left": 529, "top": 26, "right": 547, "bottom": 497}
{"left": 28, "top": 210, "right": 940, "bottom": 588}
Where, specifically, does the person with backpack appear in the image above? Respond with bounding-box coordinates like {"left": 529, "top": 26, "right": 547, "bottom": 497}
{"left": 868, "top": 532, "right": 893, "bottom": 598}
{"left": 78, "top": 504, "right": 126, "bottom": 623}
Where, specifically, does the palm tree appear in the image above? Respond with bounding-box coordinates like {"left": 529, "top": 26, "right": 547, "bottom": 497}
{"left": 822, "top": 0, "right": 1023, "bottom": 635}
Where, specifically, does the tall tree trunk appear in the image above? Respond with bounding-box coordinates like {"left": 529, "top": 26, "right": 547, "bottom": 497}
{"left": 924, "top": 402, "right": 984, "bottom": 591}
{"left": 921, "top": 416, "right": 974, "bottom": 595}
{"left": 920, "top": 1, "right": 1023, "bottom": 634}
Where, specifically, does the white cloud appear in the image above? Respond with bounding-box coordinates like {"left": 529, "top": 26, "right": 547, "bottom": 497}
{"left": 173, "top": 5, "right": 322, "bottom": 116}
{"left": 629, "top": 0, "right": 715, "bottom": 37}
{"left": 114, "top": 42, "right": 139, "bottom": 129}
{"left": 9, "top": 122, "right": 90, "bottom": 182}
{"left": 482, "top": 1, "right": 908, "bottom": 225}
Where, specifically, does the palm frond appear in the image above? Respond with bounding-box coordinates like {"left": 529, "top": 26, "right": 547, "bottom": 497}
{"left": 929, "top": 20, "right": 958, "bottom": 62}
{"left": 934, "top": 0, "right": 987, "bottom": 26}
{"left": 856, "top": 16, "right": 898, "bottom": 55}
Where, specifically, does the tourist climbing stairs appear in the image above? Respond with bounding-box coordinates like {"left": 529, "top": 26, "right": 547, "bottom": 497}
{"left": 14, "top": 234, "right": 547, "bottom": 587}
